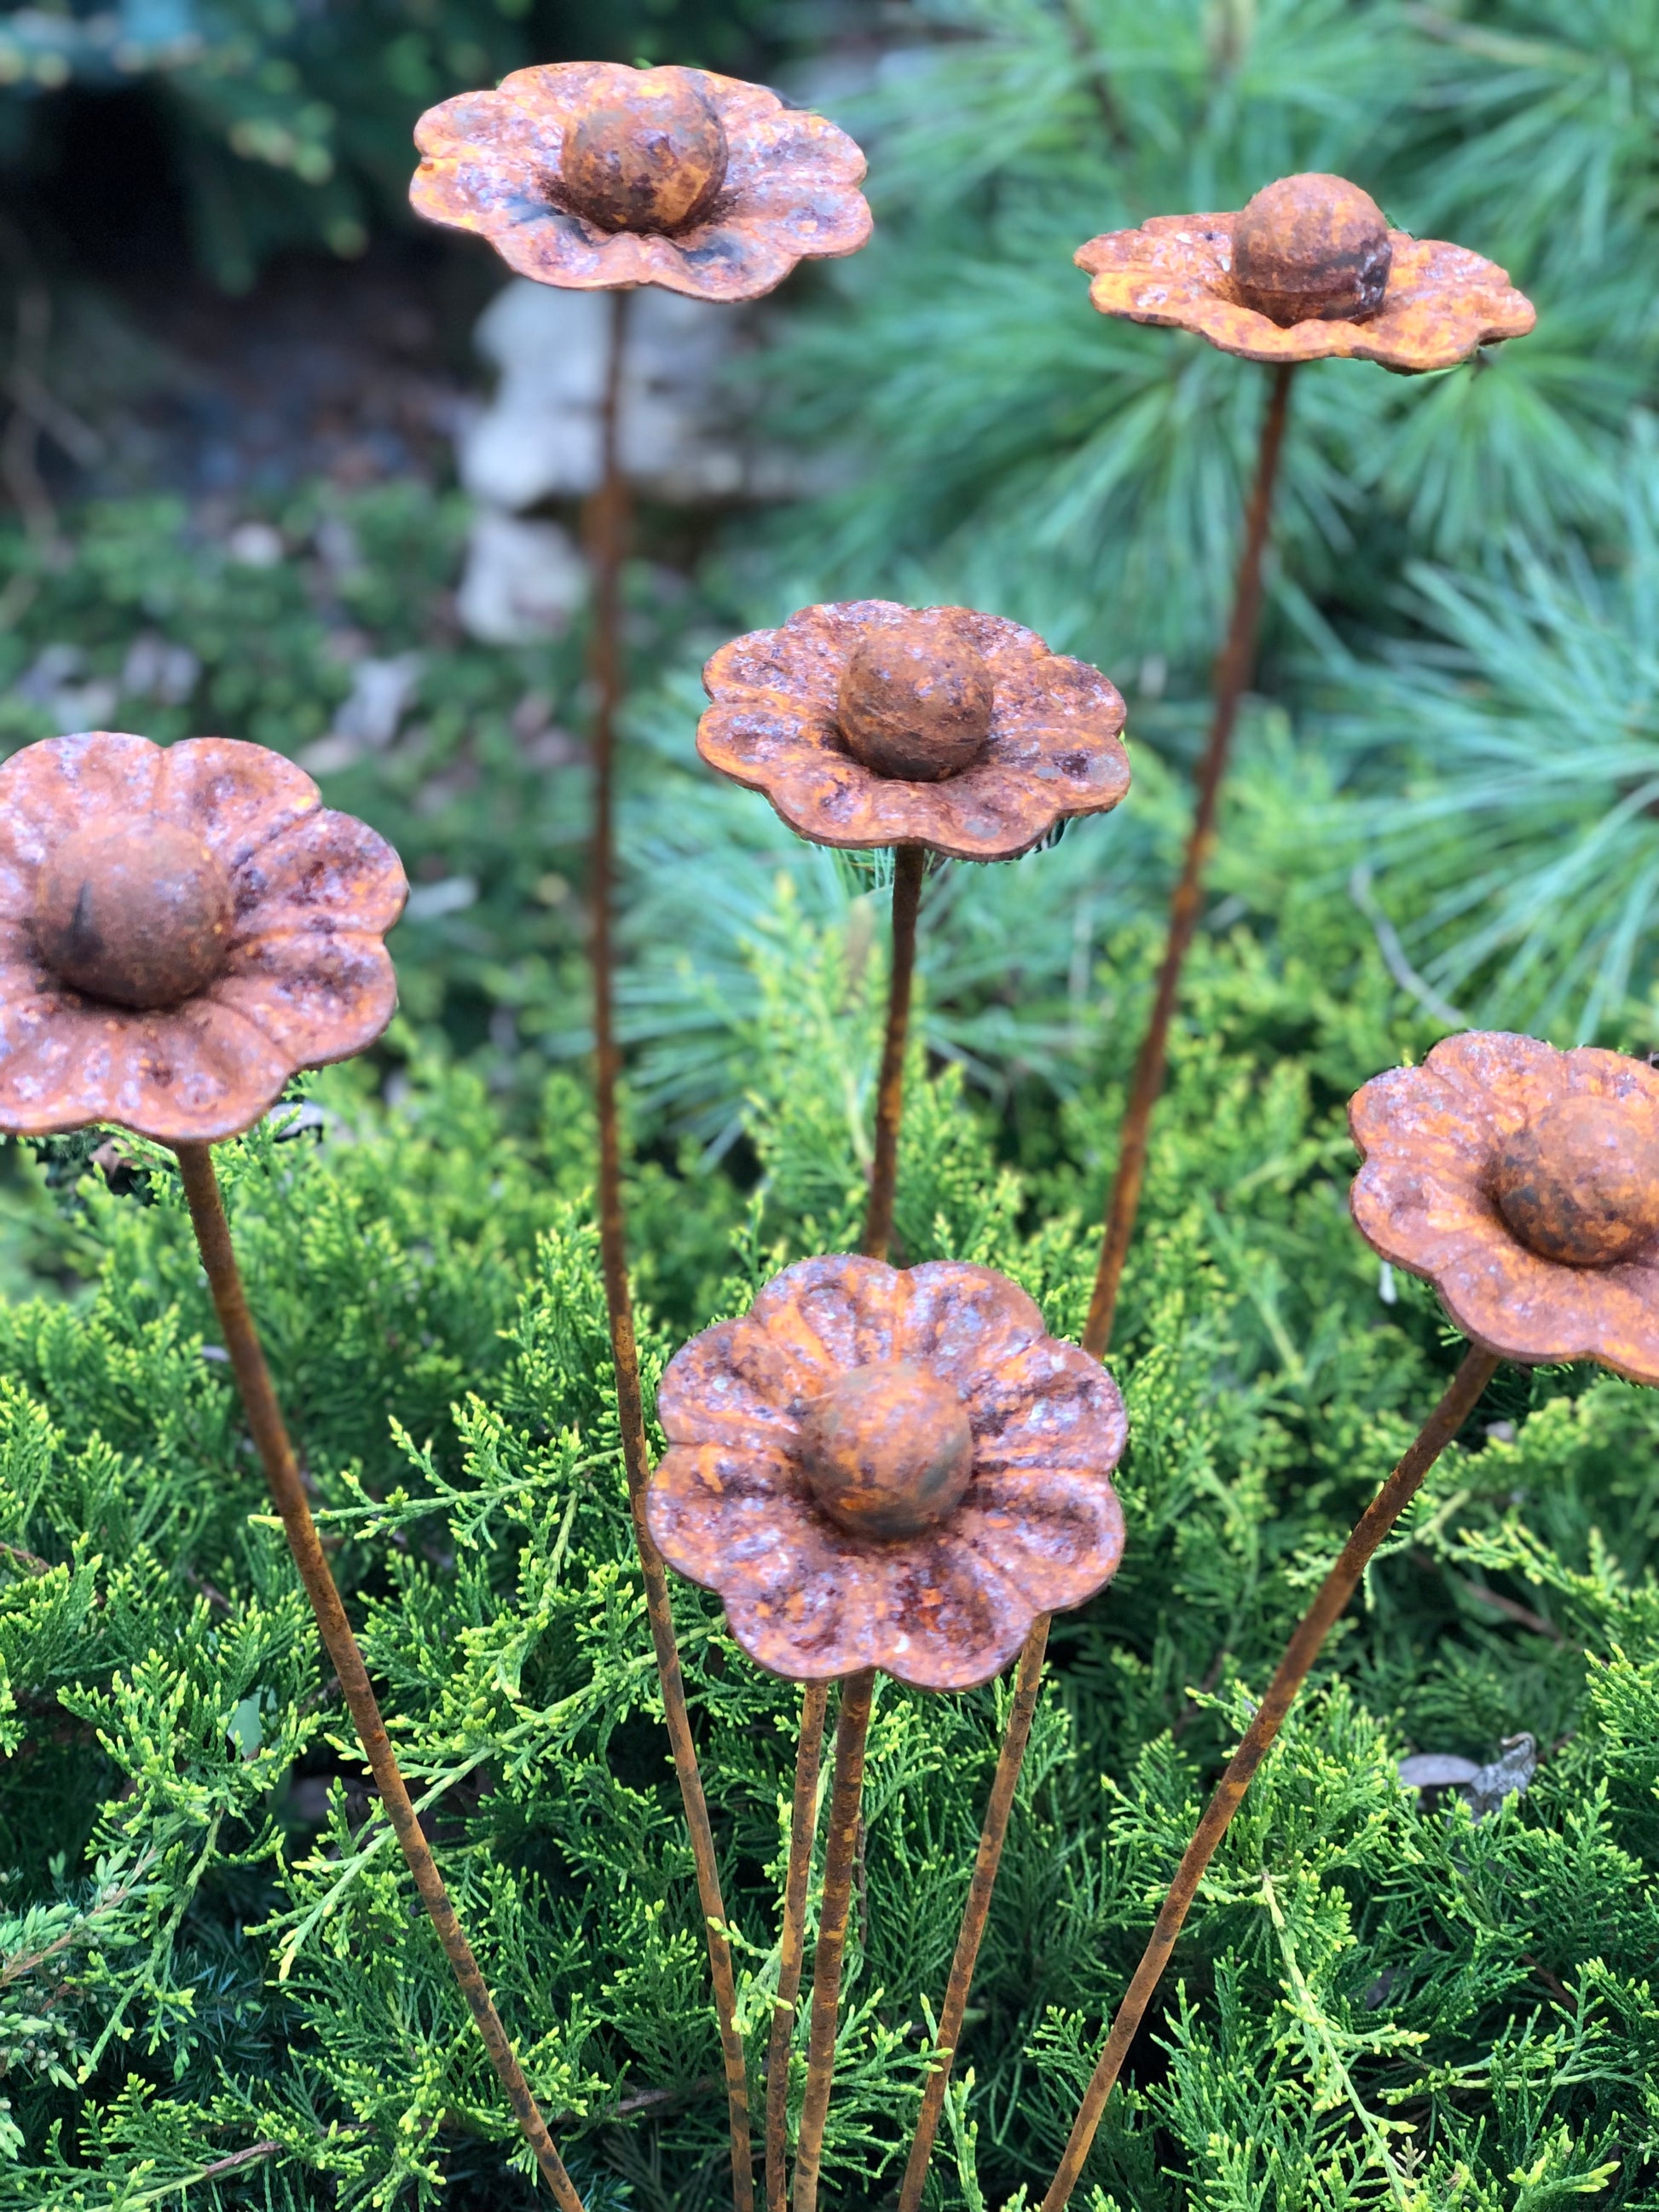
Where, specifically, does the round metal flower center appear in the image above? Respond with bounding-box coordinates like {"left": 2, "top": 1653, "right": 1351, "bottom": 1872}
{"left": 835, "top": 621, "right": 995, "bottom": 783}
{"left": 799, "top": 1360, "right": 974, "bottom": 1540}
{"left": 560, "top": 68, "right": 728, "bottom": 236}
{"left": 1232, "top": 173, "right": 1391, "bottom": 327}
{"left": 34, "top": 817, "right": 234, "bottom": 1010}
{"left": 1492, "top": 1094, "right": 1659, "bottom": 1268}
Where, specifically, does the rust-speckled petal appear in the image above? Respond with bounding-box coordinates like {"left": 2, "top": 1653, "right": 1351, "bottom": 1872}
{"left": 411, "top": 62, "right": 870, "bottom": 304}
{"left": 204, "top": 931, "right": 397, "bottom": 1071}
{"left": 0, "top": 733, "right": 164, "bottom": 871}
{"left": 951, "top": 1467, "right": 1125, "bottom": 1614}
{"left": 656, "top": 1316, "right": 809, "bottom": 1449}
{"left": 0, "top": 995, "right": 292, "bottom": 1142}
{"left": 230, "top": 808, "right": 408, "bottom": 942}
{"left": 157, "top": 739, "right": 321, "bottom": 868}
{"left": 749, "top": 1254, "right": 913, "bottom": 1378}
{"left": 646, "top": 1440, "right": 814, "bottom": 1599}
{"left": 899, "top": 1262, "right": 1048, "bottom": 1389}
{"left": 1076, "top": 215, "right": 1535, "bottom": 372}
{"left": 1349, "top": 1032, "right": 1659, "bottom": 1386}
{"left": 698, "top": 601, "right": 1131, "bottom": 860}
{"left": 966, "top": 1337, "right": 1129, "bottom": 1475}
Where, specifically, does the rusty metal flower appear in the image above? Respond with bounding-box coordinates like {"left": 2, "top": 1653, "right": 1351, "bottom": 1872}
{"left": 697, "top": 601, "right": 1130, "bottom": 861}
{"left": 645, "top": 1255, "right": 1127, "bottom": 1690}
{"left": 0, "top": 731, "right": 407, "bottom": 1143}
{"left": 1076, "top": 172, "right": 1535, "bottom": 373}
{"left": 410, "top": 62, "right": 871, "bottom": 304}
{"left": 1350, "top": 1031, "right": 1659, "bottom": 1384}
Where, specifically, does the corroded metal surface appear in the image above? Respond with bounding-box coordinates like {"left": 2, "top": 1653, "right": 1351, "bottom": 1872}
{"left": 411, "top": 61, "right": 871, "bottom": 304}
{"left": 697, "top": 601, "right": 1130, "bottom": 861}
{"left": 645, "top": 1254, "right": 1128, "bottom": 1690}
{"left": 1076, "top": 172, "right": 1535, "bottom": 372}
{"left": 1350, "top": 1031, "right": 1659, "bottom": 1384}
{"left": 0, "top": 731, "right": 407, "bottom": 1142}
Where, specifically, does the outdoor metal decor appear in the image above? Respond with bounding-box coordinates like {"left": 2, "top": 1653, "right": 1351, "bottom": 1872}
{"left": 0, "top": 733, "right": 588, "bottom": 2211}
{"left": 1037, "top": 1029, "right": 1659, "bottom": 2208}
{"left": 411, "top": 67, "right": 873, "bottom": 2211}
{"left": 1072, "top": 172, "right": 1537, "bottom": 1360}
{"left": 648, "top": 1254, "right": 1126, "bottom": 2209}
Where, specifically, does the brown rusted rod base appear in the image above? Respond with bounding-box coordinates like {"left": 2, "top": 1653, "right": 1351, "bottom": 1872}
{"left": 174, "top": 1142, "right": 586, "bottom": 2212}
{"left": 584, "top": 286, "right": 754, "bottom": 2211}
{"left": 1082, "top": 361, "right": 1297, "bottom": 1360}
{"left": 1040, "top": 1343, "right": 1500, "bottom": 2208}
{"left": 862, "top": 844, "right": 926, "bottom": 1263}
{"left": 897, "top": 1614, "right": 1050, "bottom": 2212}
{"left": 766, "top": 1680, "right": 830, "bottom": 2211}
{"left": 791, "top": 1669, "right": 876, "bottom": 2212}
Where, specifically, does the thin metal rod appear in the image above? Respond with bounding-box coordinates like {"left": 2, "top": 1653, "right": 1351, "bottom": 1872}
{"left": 862, "top": 844, "right": 926, "bottom": 1262}
{"left": 1041, "top": 1343, "right": 1500, "bottom": 2208}
{"left": 1083, "top": 361, "right": 1297, "bottom": 1360}
{"left": 897, "top": 1615, "right": 1050, "bottom": 2211}
{"left": 766, "top": 1679, "right": 830, "bottom": 2211}
{"left": 173, "top": 1141, "right": 586, "bottom": 2212}
{"left": 791, "top": 1669, "right": 876, "bottom": 2212}
{"left": 584, "top": 285, "right": 754, "bottom": 2210}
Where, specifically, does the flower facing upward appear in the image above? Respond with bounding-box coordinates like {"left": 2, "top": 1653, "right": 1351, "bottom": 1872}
{"left": 1350, "top": 1032, "right": 1659, "bottom": 1384}
{"left": 645, "top": 1255, "right": 1128, "bottom": 1690}
{"left": 697, "top": 601, "right": 1130, "bottom": 860}
{"left": 1076, "top": 171, "right": 1535, "bottom": 373}
{"left": 410, "top": 62, "right": 871, "bottom": 304}
{"left": 0, "top": 732, "right": 407, "bottom": 1143}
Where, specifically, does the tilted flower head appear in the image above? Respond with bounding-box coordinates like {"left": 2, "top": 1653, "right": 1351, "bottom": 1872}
{"left": 1350, "top": 1032, "right": 1659, "bottom": 1385}
{"left": 697, "top": 601, "right": 1130, "bottom": 861}
{"left": 1076, "top": 172, "right": 1535, "bottom": 373}
{"left": 410, "top": 61, "right": 871, "bottom": 304}
{"left": 0, "top": 732, "right": 407, "bottom": 1142}
{"left": 646, "top": 1255, "right": 1127, "bottom": 1690}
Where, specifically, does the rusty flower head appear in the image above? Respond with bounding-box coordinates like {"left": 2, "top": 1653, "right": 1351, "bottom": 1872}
{"left": 0, "top": 732, "right": 407, "bottom": 1143}
{"left": 645, "top": 1255, "right": 1127, "bottom": 1690}
{"left": 1076, "top": 172, "right": 1535, "bottom": 372}
{"left": 410, "top": 62, "right": 871, "bottom": 303}
{"left": 697, "top": 601, "right": 1130, "bottom": 861}
{"left": 1350, "top": 1032, "right": 1659, "bottom": 1385}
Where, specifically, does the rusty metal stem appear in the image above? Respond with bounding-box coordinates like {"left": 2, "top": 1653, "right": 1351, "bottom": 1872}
{"left": 863, "top": 844, "right": 925, "bottom": 1262}
{"left": 585, "top": 286, "right": 754, "bottom": 2211}
{"left": 791, "top": 1668, "right": 876, "bottom": 2212}
{"left": 1082, "top": 361, "right": 1296, "bottom": 1360}
{"left": 897, "top": 1614, "right": 1051, "bottom": 2212}
{"left": 172, "top": 1141, "right": 586, "bottom": 2212}
{"left": 1040, "top": 1343, "right": 1500, "bottom": 2208}
{"left": 766, "top": 1680, "right": 830, "bottom": 2211}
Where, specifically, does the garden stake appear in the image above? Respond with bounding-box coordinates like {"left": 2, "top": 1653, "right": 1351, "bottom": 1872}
{"left": 1043, "top": 1342, "right": 1500, "bottom": 2207}
{"left": 584, "top": 285, "right": 756, "bottom": 2212}
{"left": 863, "top": 841, "right": 926, "bottom": 1262}
{"left": 896, "top": 1611, "right": 1051, "bottom": 2212}
{"left": 1072, "top": 174, "right": 1536, "bottom": 1357}
{"left": 176, "top": 1143, "right": 588, "bottom": 2212}
{"left": 1083, "top": 361, "right": 1293, "bottom": 1359}
{"left": 791, "top": 1667, "right": 876, "bottom": 2212}
{"left": 766, "top": 1680, "right": 830, "bottom": 2212}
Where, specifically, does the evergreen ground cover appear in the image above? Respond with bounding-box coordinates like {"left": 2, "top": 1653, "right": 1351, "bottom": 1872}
{"left": 3, "top": 0, "right": 1659, "bottom": 2204}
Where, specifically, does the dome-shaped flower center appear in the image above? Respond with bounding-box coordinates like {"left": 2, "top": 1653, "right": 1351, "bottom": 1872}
{"left": 560, "top": 68, "right": 728, "bottom": 235}
{"left": 799, "top": 1359, "right": 974, "bottom": 1540}
{"left": 34, "top": 817, "right": 234, "bottom": 1010}
{"left": 1492, "top": 1094, "right": 1659, "bottom": 1268}
{"left": 1232, "top": 173, "right": 1391, "bottom": 327}
{"left": 835, "top": 620, "right": 994, "bottom": 783}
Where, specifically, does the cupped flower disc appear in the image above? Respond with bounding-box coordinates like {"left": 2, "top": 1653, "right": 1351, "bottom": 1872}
{"left": 0, "top": 731, "right": 407, "bottom": 1143}
{"left": 411, "top": 61, "right": 872, "bottom": 304}
{"left": 1350, "top": 1031, "right": 1659, "bottom": 1384}
{"left": 698, "top": 601, "right": 1130, "bottom": 861}
{"left": 646, "top": 1254, "right": 1129, "bottom": 1691}
{"left": 1076, "top": 171, "right": 1535, "bottom": 373}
